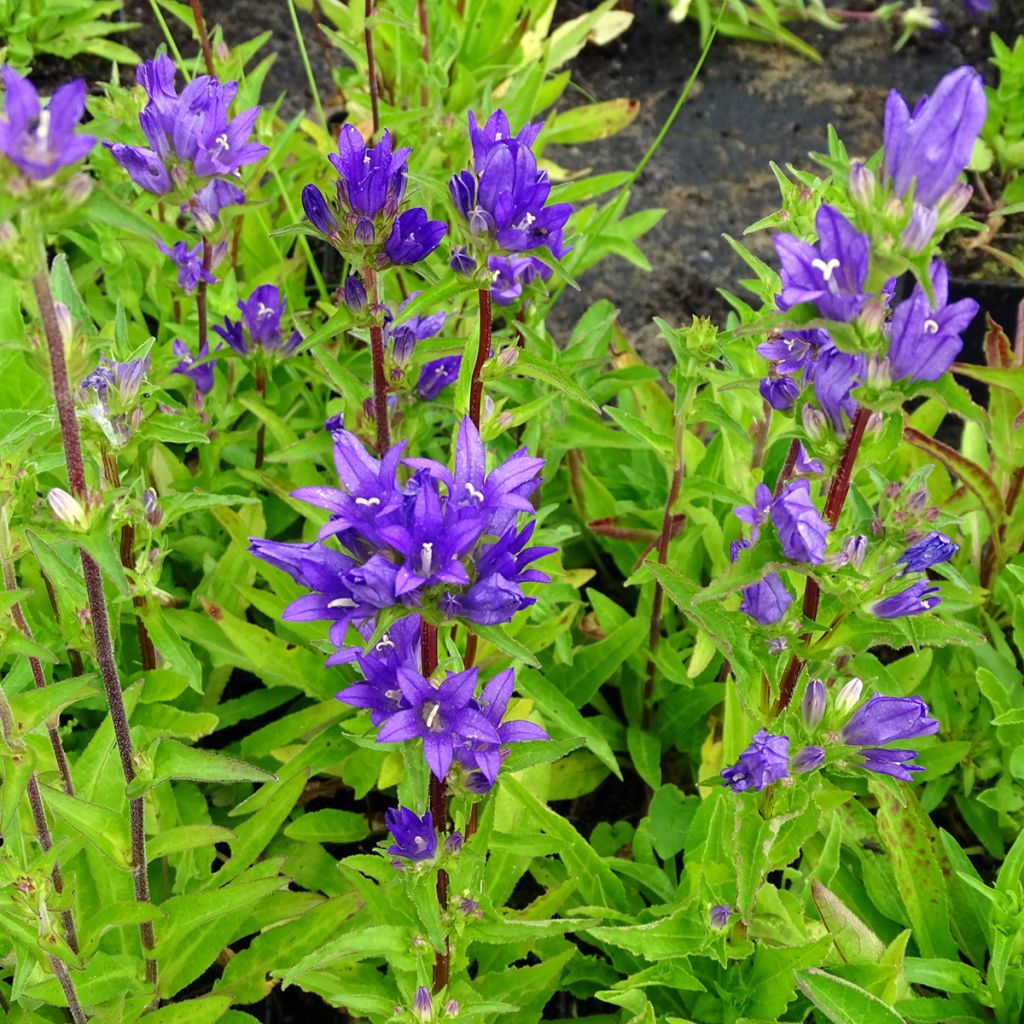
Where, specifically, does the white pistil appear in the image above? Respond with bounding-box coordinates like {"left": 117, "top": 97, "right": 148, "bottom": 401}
{"left": 375, "top": 633, "right": 394, "bottom": 651}
{"left": 923, "top": 319, "right": 939, "bottom": 335}
{"left": 256, "top": 302, "right": 273, "bottom": 319}
{"left": 355, "top": 496, "right": 381, "bottom": 508}
{"left": 418, "top": 541, "right": 433, "bottom": 577}
{"left": 327, "top": 597, "right": 356, "bottom": 608}
{"left": 465, "top": 482, "right": 484, "bottom": 502}
{"left": 811, "top": 257, "right": 841, "bottom": 282}
{"left": 424, "top": 701, "right": 441, "bottom": 730}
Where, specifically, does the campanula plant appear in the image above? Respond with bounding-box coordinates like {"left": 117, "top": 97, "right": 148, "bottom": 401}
{"left": 1, "top": 3, "right": 1023, "bottom": 1024}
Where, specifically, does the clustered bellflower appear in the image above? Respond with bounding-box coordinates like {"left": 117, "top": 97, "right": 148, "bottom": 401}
{"left": 731, "top": 479, "right": 830, "bottom": 625}
{"left": 106, "top": 54, "right": 268, "bottom": 229}
{"left": 301, "top": 125, "right": 446, "bottom": 268}
{"left": 721, "top": 690, "right": 939, "bottom": 790}
{"left": 250, "top": 416, "right": 553, "bottom": 646}
{"left": 213, "top": 284, "right": 301, "bottom": 357}
{"left": 0, "top": 67, "right": 96, "bottom": 180}
{"left": 79, "top": 354, "right": 150, "bottom": 446}
{"left": 449, "top": 110, "right": 572, "bottom": 262}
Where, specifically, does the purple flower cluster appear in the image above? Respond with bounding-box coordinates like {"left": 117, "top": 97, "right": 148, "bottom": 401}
{"left": 79, "top": 354, "right": 150, "bottom": 446}
{"left": 449, "top": 110, "right": 572, "bottom": 261}
{"left": 721, "top": 692, "right": 939, "bottom": 791}
{"left": 732, "top": 480, "right": 830, "bottom": 626}
{"left": 213, "top": 284, "right": 301, "bottom": 357}
{"left": 301, "top": 125, "right": 446, "bottom": 267}
{"left": 106, "top": 55, "right": 267, "bottom": 229}
{"left": 0, "top": 67, "right": 96, "bottom": 180}
{"left": 155, "top": 238, "right": 225, "bottom": 292}
{"left": 249, "top": 416, "right": 552, "bottom": 645}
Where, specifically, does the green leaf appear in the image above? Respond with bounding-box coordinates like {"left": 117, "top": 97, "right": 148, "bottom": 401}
{"left": 542, "top": 97, "right": 641, "bottom": 144}
{"left": 7, "top": 676, "right": 97, "bottom": 736}
{"left": 139, "top": 996, "right": 233, "bottom": 1024}
{"left": 811, "top": 881, "right": 887, "bottom": 964}
{"left": 512, "top": 349, "right": 601, "bottom": 413}
{"left": 471, "top": 623, "right": 541, "bottom": 669}
{"left": 283, "top": 809, "right": 370, "bottom": 844}
{"left": 585, "top": 908, "right": 705, "bottom": 960}
{"left": 148, "top": 825, "right": 238, "bottom": 861}
{"left": 129, "top": 738, "right": 276, "bottom": 797}
{"left": 42, "top": 784, "right": 131, "bottom": 868}
{"left": 627, "top": 726, "right": 662, "bottom": 790}
{"left": 796, "top": 968, "right": 906, "bottom": 1024}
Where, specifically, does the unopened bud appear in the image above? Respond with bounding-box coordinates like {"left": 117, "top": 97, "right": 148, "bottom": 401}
{"left": 802, "top": 679, "right": 826, "bottom": 729}
{"left": 344, "top": 275, "right": 367, "bottom": 311}
{"left": 846, "top": 534, "right": 867, "bottom": 569}
{"left": 496, "top": 346, "right": 519, "bottom": 369}
{"left": 884, "top": 482, "right": 901, "bottom": 499}
{"left": 65, "top": 171, "right": 92, "bottom": 205}
{"left": 870, "top": 513, "right": 884, "bottom": 536}
{"left": 791, "top": 745, "right": 826, "bottom": 774}
{"left": 865, "top": 411, "right": 884, "bottom": 435}
{"left": 848, "top": 161, "right": 876, "bottom": 208}
{"left": 54, "top": 302, "right": 73, "bottom": 349}
{"left": 835, "top": 677, "right": 863, "bottom": 715}
{"left": 902, "top": 3, "right": 941, "bottom": 31}
{"left": 900, "top": 203, "right": 938, "bottom": 255}
{"left": 906, "top": 489, "right": 928, "bottom": 513}
{"left": 802, "top": 405, "right": 827, "bottom": 443}
{"left": 444, "top": 832, "right": 463, "bottom": 855}
{"left": 355, "top": 217, "right": 376, "bottom": 245}
{"left": 936, "top": 182, "right": 973, "bottom": 223}
{"left": 47, "top": 488, "right": 88, "bottom": 529}
{"left": 444, "top": 1000, "right": 459, "bottom": 1018}
{"left": 883, "top": 197, "right": 905, "bottom": 221}
{"left": 413, "top": 986, "right": 432, "bottom": 1022}
{"left": 449, "top": 246, "right": 475, "bottom": 276}
{"left": 143, "top": 488, "right": 163, "bottom": 527}
{"left": 857, "top": 298, "right": 886, "bottom": 336}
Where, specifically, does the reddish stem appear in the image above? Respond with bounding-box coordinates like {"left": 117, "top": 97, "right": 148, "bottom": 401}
{"left": 190, "top": 0, "right": 216, "bottom": 76}
{"left": 197, "top": 238, "right": 211, "bottom": 355}
{"left": 33, "top": 267, "right": 158, "bottom": 989}
{"left": 773, "top": 406, "right": 869, "bottom": 716}
{"left": 369, "top": 323, "right": 390, "bottom": 453}
{"left": 469, "top": 290, "right": 492, "bottom": 429}
{"left": 773, "top": 438, "right": 801, "bottom": 499}
{"left": 417, "top": 0, "right": 430, "bottom": 107}
{"left": 364, "top": 0, "right": 379, "bottom": 138}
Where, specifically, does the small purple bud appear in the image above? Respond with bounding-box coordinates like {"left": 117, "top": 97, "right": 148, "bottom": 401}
{"left": 142, "top": 488, "right": 163, "bottom": 527}
{"left": 355, "top": 217, "right": 376, "bottom": 244}
{"left": 413, "top": 986, "right": 432, "bottom": 1022}
{"left": 48, "top": 488, "right": 88, "bottom": 529}
{"left": 791, "top": 745, "right": 826, "bottom": 774}
{"left": 846, "top": 534, "right": 867, "bottom": 569}
{"left": 710, "top": 904, "right": 732, "bottom": 929}
{"left": 857, "top": 298, "right": 887, "bottom": 336}
{"left": 450, "top": 245, "right": 476, "bottom": 275}
{"left": 802, "top": 679, "right": 826, "bottom": 729}
{"left": 802, "top": 406, "right": 826, "bottom": 443}
{"left": 496, "top": 346, "right": 519, "bottom": 369}
{"left": 444, "top": 832, "right": 463, "bottom": 855}
{"left": 901, "top": 203, "right": 938, "bottom": 255}
{"left": 936, "top": 182, "right": 973, "bottom": 222}
{"left": 884, "top": 482, "right": 901, "bottom": 499}
{"left": 344, "top": 275, "right": 367, "bottom": 311}
{"left": 444, "top": 999, "right": 460, "bottom": 1018}
{"left": 905, "top": 489, "right": 929, "bottom": 514}
{"left": 848, "top": 161, "right": 876, "bottom": 208}
{"left": 301, "top": 183, "right": 338, "bottom": 235}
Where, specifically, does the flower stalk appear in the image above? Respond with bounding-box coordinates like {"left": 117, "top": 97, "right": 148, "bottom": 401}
{"left": 469, "top": 289, "right": 492, "bottom": 430}
{"left": 189, "top": 0, "right": 216, "bottom": 77}
{"left": 773, "top": 405, "right": 870, "bottom": 715}
{"left": 32, "top": 265, "right": 157, "bottom": 988}
{"left": 364, "top": 0, "right": 379, "bottom": 138}
{"left": 363, "top": 267, "right": 391, "bottom": 453}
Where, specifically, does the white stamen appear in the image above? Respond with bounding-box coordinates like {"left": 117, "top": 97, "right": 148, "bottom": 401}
{"left": 491, "top": 269, "right": 502, "bottom": 282}
{"left": 215, "top": 132, "right": 229, "bottom": 151}
{"left": 375, "top": 633, "right": 394, "bottom": 651}
{"left": 413, "top": 836, "right": 427, "bottom": 851}
{"left": 384, "top": 688, "right": 402, "bottom": 702}
{"left": 327, "top": 597, "right": 356, "bottom": 608}
{"left": 418, "top": 541, "right": 433, "bottom": 577}
{"left": 355, "top": 496, "right": 381, "bottom": 508}
{"left": 464, "top": 482, "right": 484, "bottom": 502}
{"left": 424, "top": 702, "right": 441, "bottom": 730}
{"left": 923, "top": 319, "right": 939, "bottom": 335}
{"left": 811, "top": 257, "right": 841, "bottom": 282}
{"left": 521, "top": 211, "right": 536, "bottom": 228}
{"left": 256, "top": 302, "right": 274, "bottom": 319}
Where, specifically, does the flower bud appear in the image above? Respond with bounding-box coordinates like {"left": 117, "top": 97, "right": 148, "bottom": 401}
{"left": 845, "top": 533, "right": 867, "bottom": 569}
{"left": 900, "top": 203, "right": 938, "bottom": 255}
{"left": 413, "top": 986, "right": 432, "bottom": 1022}
{"left": 449, "top": 246, "right": 475, "bottom": 276}
{"left": 848, "top": 161, "right": 876, "bottom": 208}
{"left": 142, "top": 488, "right": 163, "bottom": 527}
{"left": 884, "top": 482, "right": 901, "bottom": 499}
{"left": 47, "top": 488, "right": 88, "bottom": 530}
{"left": 802, "top": 405, "right": 826, "bottom": 443}
{"left": 791, "top": 745, "right": 826, "bottom": 774}
{"left": 936, "top": 182, "right": 973, "bottom": 223}
{"left": 802, "top": 679, "right": 826, "bottom": 729}
{"left": 709, "top": 904, "right": 732, "bottom": 929}
{"left": 906, "top": 489, "right": 928, "bottom": 513}
{"left": 443, "top": 1000, "right": 459, "bottom": 1018}
{"left": 391, "top": 325, "right": 416, "bottom": 366}
{"left": 901, "top": 4, "right": 941, "bottom": 31}
{"left": 857, "top": 298, "right": 887, "bottom": 337}
{"left": 443, "top": 831, "right": 463, "bottom": 856}
{"left": 302, "top": 183, "right": 338, "bottom": 236}
{"left": 344, "top": 275, "right": 367, "bottom": 312}
{"left": 496, "top": 345, "right": 519, "bottom": 369}
{"left": 835, "top": 677, "right": 864, "bottom": 715}
{"left": 54, "top": 302, "right": 73, "bottom": 350}
{"left": 355, "top": 217, "right": 376, "bottom": 244}
{"left": 883, "top": 197, "right": 905, "bottom": 221}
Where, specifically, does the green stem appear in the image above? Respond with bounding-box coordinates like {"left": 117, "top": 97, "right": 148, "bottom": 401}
{"left": 287, "top": 0, "right": 327, "bottom": 128}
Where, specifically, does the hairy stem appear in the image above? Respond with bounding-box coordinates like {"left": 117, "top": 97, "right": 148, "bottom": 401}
{"left": 421, "top": 621, "right": 450, "bottom": 994}
{"left": 197, "top": 238, "right": 211, "bottom": 355}
{"left": 773, "top": 438, "right": 801, "bottom": 499}
{"left": 363, "top": 268, "right": 391, "bottom": 453}
{"left": 416, "top": 0, "right": 430, "bottom": 107}
{"left": 364, "top": 0, "right": 379, "bottom": 138}
{"left": 773, "top": 406, "right": 869, "bottom": 716}
{"left": 33, "top": 267, "right": 157, "bottom": 989}
{"left": 190, "top": 0, "right": 216, "bottom": 76}
{"left": 469, "top": 289, "right": 492, "bottom": 430}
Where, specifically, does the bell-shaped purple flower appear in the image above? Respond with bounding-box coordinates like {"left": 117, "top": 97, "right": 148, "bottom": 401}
{"left": 302, "top": 182, "right": 339, "bottom": 236}
{"left": 385, "top": 807, "right": 437, "bottom": 862}
{"left": 887, "top": 260, "right": 978, "bottom": 382}
{"left": 841, "top": 693, "right": 939, "bottom": 746}
{"left": 721, "top": 730, "right": 790, "bottom": 792}
{"left": 155, "top": 238, "right": 224, "bottom": 292}
{"left": 172, "top": 337, "right": 218, "bottom": 394}
{"left": 805, "top": 338, "right": 864, "bottom": 433}
{"left": 897, "top": 531, "right": 958, "bottom": 575}
{"left": 213, "top": 284, "right": 302, "bottom": 356}
{"left": 0, "top": 68, "right": 96, "bottom": 179}
{"left": 760, "top": 375, "right": 799, "bottom": 411}
{"left": 330, "top": 124, "right": 409, "bottom": 218}
{"left": 772, "top": 479, "right": 830, "bottom": 564}
{"left": 872, "top": 580, "right": 941, "bottom": 618}
{"left": 775, "top": 205, "right": 870, "bottom": 323}
{"left": 377, "top": 667, "right": 501, "bottom": 781}
{"left": 734, "top": 483, "right": 773, "bottom": 539}
{"left": 417, "top": 355, "right": 461, "bottom": 401}
{"left": 382, "top": 206, "right": 447, "bottom": 265}
{"left": 883, "top": 67, "right": 986, "bottom": 208}
{"left": 855, "top": 748, "right": 925, "bottom": 781}
{"left": 489, "top": 255, "right": 552, "bottom": 306}
{"left": 739, "top": 573, "right": 793, "bottom": 625}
